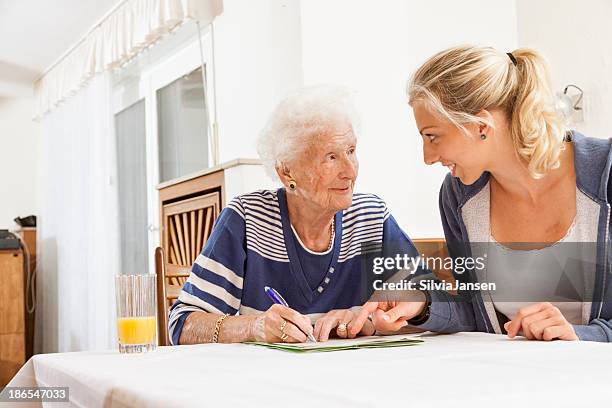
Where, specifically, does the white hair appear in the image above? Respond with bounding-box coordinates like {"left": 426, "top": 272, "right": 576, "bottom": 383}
{"left": 257, "top": 85, "right": 361, "bottom": 179}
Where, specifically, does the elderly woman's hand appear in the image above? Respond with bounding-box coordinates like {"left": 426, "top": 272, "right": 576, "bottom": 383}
{"left": 313, "top": 309, "right": 375, "bottom": 341}
{"left": 504, "top": 302, "right": 579, "bottom": 341}
{"left": 250, "top": 304, "right": 314, "bottom": 343}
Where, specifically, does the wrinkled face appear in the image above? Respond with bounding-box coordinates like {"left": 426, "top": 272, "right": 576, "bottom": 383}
{"left": 288, "top": 129, "right": 358, "bottom": 212}
{"left": 413, "top": 101, "right": 489, "bottom": 185}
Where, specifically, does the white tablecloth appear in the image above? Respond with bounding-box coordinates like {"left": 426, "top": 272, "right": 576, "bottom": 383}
{"left": 4, "top": 332, "right": 611, "bottom": 408}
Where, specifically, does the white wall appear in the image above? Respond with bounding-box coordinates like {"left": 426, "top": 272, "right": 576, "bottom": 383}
{"left": 213, "top": 0, "right": 304, "bottom": 163}
{"left": 0, "top": 96, "right": 38, "bottom": 229}
{"left": 517, "top": 0, "right": 612, "bottom": 140}
{"left": 300, "top": 0, "right": 518, "bottom": 237}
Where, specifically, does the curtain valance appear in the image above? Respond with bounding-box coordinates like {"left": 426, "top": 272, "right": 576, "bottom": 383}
{"left": 34, "top": 0, "right": 222, "bottom": 119}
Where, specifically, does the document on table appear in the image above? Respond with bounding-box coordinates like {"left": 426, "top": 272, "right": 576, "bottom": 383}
{"left": 245, "top": 334, "right": 423, "bottom": 353}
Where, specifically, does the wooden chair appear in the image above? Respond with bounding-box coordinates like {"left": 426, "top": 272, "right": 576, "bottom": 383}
{"left": 155, "top": 194, "right": 220, "bottom": 345}
{"left": 389, "top": 238, "right": 450, "bottom": 334}
{"left": 155, "top": 247, "right": 191, "bottom": 346}
{"left": 411, "top": 238, "right": 453, "bottom": 284}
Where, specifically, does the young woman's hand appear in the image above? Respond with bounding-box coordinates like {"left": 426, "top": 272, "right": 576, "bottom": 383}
{"left": 313, "top": 309, "right": 375, "bottom": 341}
{"left": 348, "top": 300, "right": 427, "bottom": 337}
{"left": 505, "top": 302, "right": 579, "bottom": 341}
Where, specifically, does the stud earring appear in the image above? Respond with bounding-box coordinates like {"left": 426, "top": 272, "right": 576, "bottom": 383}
{"left": 480, "top": 134, "right": 487, "bottom": 140}
{"left": 288, "top": 180, "right": 297, "bottom": 190}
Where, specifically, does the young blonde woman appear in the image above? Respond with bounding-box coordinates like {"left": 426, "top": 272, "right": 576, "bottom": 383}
{"left": 350, "top": 45, "right": 612, "bottom": 342}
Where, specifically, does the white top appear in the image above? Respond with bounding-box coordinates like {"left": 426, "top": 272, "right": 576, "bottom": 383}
{"left": 290, "top": 223, "right": 335, "bottom": 255}
{"left": 486, "top": 187, "right": 598, "bottom": 324}
{"left": 461, "top": 183, "right": 600, "bottom": 333}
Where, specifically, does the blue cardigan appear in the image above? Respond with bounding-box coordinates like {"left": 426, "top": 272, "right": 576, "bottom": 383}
{"left": 415, "top": 131, "right": 612, "bottom": 342}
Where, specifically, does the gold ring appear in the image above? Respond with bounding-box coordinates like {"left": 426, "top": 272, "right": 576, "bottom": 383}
{"left": 280, "top": 319, "right": 287, "bottom": 333}
{"left": 337, "top": 323, "right": 348, "bottom": 332}
{"left": 280, "top": 333, "right": 289, "bottom": 342}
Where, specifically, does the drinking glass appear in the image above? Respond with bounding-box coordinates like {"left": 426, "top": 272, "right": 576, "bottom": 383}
{"left": 115, "top": 274, "right": 157, "bottom": 353}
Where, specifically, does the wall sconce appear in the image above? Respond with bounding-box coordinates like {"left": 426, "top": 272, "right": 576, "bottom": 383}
{"left": 556, "top": 84, "right": 584, "bottom": 124}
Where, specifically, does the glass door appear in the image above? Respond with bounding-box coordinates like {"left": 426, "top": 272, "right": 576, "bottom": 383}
{"left": 112, "top": 21, "right": 216, "bottom": 275}
{"left": 115, "top": 100, "right": 149, "bottom": 274}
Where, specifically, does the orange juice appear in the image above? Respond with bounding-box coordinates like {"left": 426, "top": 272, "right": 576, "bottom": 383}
{"left": 117, "top": 316, "right": 156, "bottom": 345}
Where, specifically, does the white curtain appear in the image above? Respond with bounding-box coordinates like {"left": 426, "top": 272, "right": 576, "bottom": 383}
{"left": 36, "top": 73, "right": 120, "bottom": 353}
{"left": 34, "top": 0, "right": 222, "bottom": 354}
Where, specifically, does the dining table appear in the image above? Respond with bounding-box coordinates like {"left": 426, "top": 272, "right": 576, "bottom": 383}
{"left": 2, "top": 331, "right": 610, "bottom": 407}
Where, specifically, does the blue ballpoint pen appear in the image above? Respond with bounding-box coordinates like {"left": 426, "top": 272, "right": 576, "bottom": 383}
{"left": 264, "top": 286, "right": 317, "bottom": 342}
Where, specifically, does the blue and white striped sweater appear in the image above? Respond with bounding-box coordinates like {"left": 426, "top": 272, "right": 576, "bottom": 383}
{"left": 168, "top": 188, "right": 419, "bottom": 345}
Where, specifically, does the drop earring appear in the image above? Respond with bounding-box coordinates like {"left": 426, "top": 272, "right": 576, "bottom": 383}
{"left": 288, "top": 180, "right": 297, "bottom": 190}
{"left": 480, "top": 134, "right": 487, "bottom": 140}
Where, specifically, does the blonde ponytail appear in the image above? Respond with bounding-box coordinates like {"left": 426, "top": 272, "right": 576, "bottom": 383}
{"left": 509, "top": 49, "right": 567, "bottom": 178}
{"left": 407, "top": 45, "right": 567, "bottom": 179}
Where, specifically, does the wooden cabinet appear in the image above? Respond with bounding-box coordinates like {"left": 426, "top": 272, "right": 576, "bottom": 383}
{"left": 0, "top": 249, "right": 25, "bottom": 387}
{"left": 0, "top": 228, "right": 36, "bottom": 386}
{"left": 157, "top": 168, "right": 223, "bottom": 346}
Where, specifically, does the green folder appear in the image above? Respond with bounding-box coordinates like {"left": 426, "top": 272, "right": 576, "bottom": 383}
{"left": 245, "top": 334, "right": 423, "bottom": 353}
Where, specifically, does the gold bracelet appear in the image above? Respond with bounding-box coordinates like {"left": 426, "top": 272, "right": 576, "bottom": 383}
{"left": 212, "top": 314, "right": 229, "bottom": 343}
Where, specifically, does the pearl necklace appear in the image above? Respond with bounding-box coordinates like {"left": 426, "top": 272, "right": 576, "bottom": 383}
{"left": 290, "top": 219, "right": 335, "bottom": 253}
{"left": 327, "top": 219, "right": 335, "bottom": 251}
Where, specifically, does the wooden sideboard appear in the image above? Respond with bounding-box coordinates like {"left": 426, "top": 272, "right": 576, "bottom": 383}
{"left": 0, "top": 227, "right": 36, "bottom": 387}
{"left": 0, "top": 249, "right": 25, "bottom": 387}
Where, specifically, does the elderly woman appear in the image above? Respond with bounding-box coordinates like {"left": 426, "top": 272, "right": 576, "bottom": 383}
{"left": 168, "top": 85, "right": 422, "bottom": 345}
